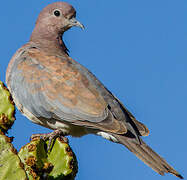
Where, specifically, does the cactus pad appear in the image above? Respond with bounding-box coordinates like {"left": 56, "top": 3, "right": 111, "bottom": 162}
{"left": 18, "top": 137, "right": 78, "bottom": 179}
{"left": 0, "top": 81, "right": 15, "bottom": 132}
{"left": 0, "top": 132, "right": 27, "bottom": 180}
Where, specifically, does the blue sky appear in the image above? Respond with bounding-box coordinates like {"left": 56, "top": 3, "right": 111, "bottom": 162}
{"left": 0, "top": 0, "right": 186, "bottom": 179}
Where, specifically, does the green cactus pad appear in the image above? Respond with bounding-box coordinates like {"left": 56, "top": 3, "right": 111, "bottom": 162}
{"left": 0, "top": 132, "right": 27, "bottom": 180}
{"left": 0, "top": 81, "right": 15, "bottom": 132}
{"left": 18, "top": 138, "right": 47, "bottom": 179}
{"left": 18, "top": 137, "right": 78, "bottom": 179}
{"left": 47, "top": 137, "right": 78, "bottom": 179}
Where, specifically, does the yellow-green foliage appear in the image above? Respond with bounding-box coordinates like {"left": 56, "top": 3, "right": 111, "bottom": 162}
{"left": 0, "top": 132, "right": 27, "bottom": 180}
{"left": 0, "top": 81, "right": 15, "bottom": 131}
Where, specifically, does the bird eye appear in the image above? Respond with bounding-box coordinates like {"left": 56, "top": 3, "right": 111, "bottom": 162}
{"left": 54, "top": 10, "right": 61, "bottom": 17}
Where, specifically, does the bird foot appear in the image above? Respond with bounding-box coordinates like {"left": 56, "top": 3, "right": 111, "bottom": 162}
{"left": 31, "top": 130, "right": 68, "bottom": 151}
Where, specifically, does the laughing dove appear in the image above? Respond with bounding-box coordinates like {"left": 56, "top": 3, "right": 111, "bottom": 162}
{"left": 6, "top": 2, "right": 183, "bottom": 179}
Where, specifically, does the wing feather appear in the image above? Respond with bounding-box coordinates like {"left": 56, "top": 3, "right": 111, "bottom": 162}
{"left": 7, "top": 44, "right": 147, "bottom": 136}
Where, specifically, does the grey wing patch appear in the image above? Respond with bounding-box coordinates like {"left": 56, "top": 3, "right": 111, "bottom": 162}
{"left": 9, "top": 62, "right": 53, "bottom": 119}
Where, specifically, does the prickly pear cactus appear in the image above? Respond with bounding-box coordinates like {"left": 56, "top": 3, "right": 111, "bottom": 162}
{"left": 0, "top": 81, "right": 15, "bottom": 132}
{"left": 0, "top": 131, "right": 27, "bottom": 180}
{"left": 18, "top": 137, "right": 78, "bottom": 180}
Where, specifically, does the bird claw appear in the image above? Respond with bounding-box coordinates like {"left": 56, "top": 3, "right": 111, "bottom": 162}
{"left": 30, "top": 130, "right": 68, "bottom": 151}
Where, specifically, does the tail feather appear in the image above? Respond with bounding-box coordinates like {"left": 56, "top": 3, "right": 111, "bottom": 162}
{"left": 113, "top": 134, "right": 183, "bottom": 179}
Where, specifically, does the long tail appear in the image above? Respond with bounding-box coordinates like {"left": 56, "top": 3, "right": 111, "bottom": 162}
{"left": 112, "top": 134, "right": 183, "bottom": 179}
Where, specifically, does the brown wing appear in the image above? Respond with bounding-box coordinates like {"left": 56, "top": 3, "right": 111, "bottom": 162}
{"left": 7, "top": 46, "right": 127, "bottom": 134}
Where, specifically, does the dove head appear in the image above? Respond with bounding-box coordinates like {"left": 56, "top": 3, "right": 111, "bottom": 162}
{"left": 30, "top": 2, "right": 84, "bottom": 54}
